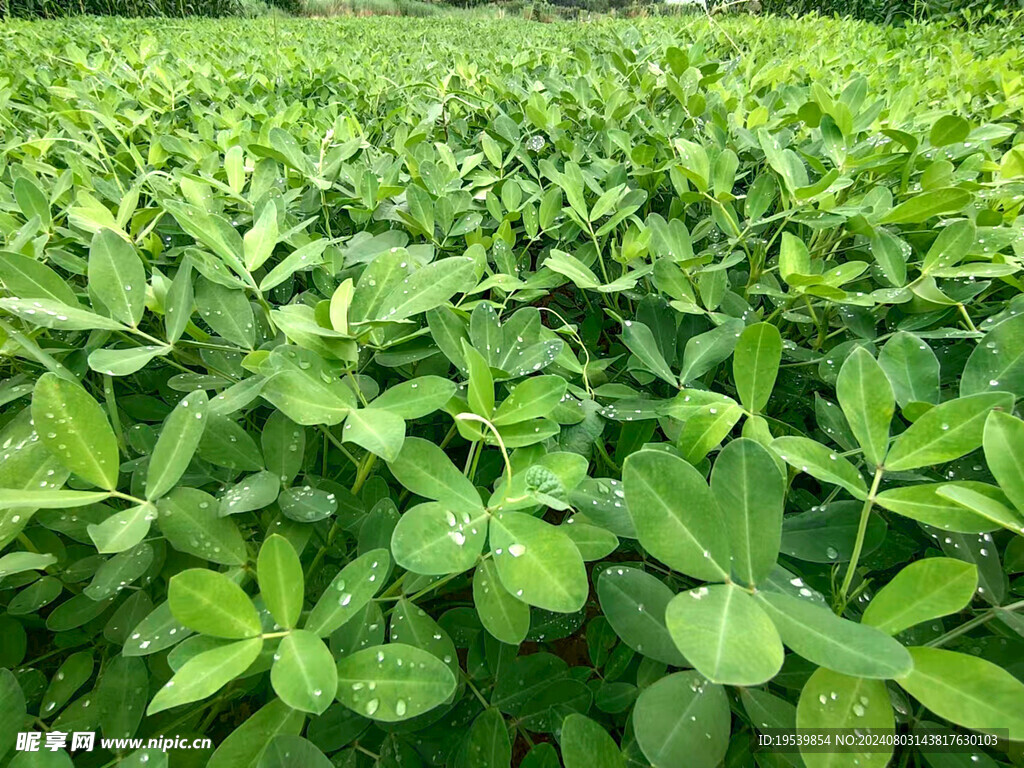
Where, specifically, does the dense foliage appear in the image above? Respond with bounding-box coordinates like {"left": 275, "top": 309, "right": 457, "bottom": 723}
{"left": 3, "top": 0, "right": 241, "bottom": 17}
{"left": 758, "top": 0, "right": 1024, "bottom": 24}
{"left": 2, "top": 12, "right": 1024, "bottom": 768}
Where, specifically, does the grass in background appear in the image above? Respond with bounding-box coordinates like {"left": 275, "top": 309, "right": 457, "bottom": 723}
{"left": 301, "top": 0, "right": 437, "bottom": 16}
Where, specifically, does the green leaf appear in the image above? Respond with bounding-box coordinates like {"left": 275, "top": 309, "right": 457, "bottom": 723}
{"left": 97, "top": 655, "right": 148, "bottom": 739}
{"left": 983, "top": 410, "right": 1024, "bottom": 513}
{"left": 561, "top": 713, "right": 625, "bottom": 768}
{"left": 676, "top": 401, "right": 743, "bottom": 465}
{"left": 84, "top": 542, "right": 153, "bottom": 599}
{"left": 164, "top": 262, "right": 194, "bottom": 344}
{"left": 328, "top": 277, "right": 354, "bottom": 335}
{"left": 877, "top": 332, "right": 940, "bottom": 407}
{"left": 157, "top": 487, "right": 248, "bottom": 564}
{"left": 348, "top": 249, "right": 411, "bottom": 323}
{"left": 463, "top": 340, "right": 495, "bottom": 418}
{"left": 391, "top": 501, "right": 488, "bottom": 576}
{"left": 665, "top": 584, "right": 783, "bottom": 686}
{"left": 305, "top": 549, "right": 389, "bottom": 636}
{"left": 922, "top": 220, "right": 975, "bottom": 274}
{"left": 271, "top": 629, "right": 337, "bottom": 715}
{"left": 733, "top": 322, "right": 782, "bottom": 413}
{"left": 258, "top": 535, "right": 304, "bottom": 630}
{"left": 0, "top": 251, "right": 78, "bottom": 305}
{"left": 342, "top": 408, "right": 405, "bottom": 462}
{"left": 869, "top": 228, "right": 908, "bottom": 286}
{"left": 490, "top": 510, "right": 588, "bottom": 613}
{"left": 162, "top": 201, "right": 245, "bottom": 277}
{"left": 387, "top": 437, "right": 483, "bottom": 514}
{"left": 195, "top": 278, "right": 255, "bottom": 349}
{"left": 405, "top": 184, "right": 435, "bottom": 236}
{"left": 0, "top": 551, "right": 57, "bottom": 581}
{"left": 41, "top": 650, "right": 94, "bottom": 716}
{"left": 168, "top": 568, "right": 261, "bottom": 638}
{"left": 796, "top": 668, "right": 894, "bottom": 768}
{"left": 929, "top": 114, "right": 970, "bottom": 146}
{"left": 896, "top": 647, "right": 1024, "bottom": 740}
{"left": 879, "top": 188, "right": 971, "bottom": 224}
{"left": 561, "top": 521, "right": 617, "bottom": 560}
{"left": 711, "top": 438, "right": 784, "bottom": 586}
{"left": 218, "top": 473, "right": 278, "bottom": 520}
{"left": 259, "top": 240, "right": 329, "bottom": 292}
{"left": 374, "top": 257, "right": 476, "bottom": 321}
{"left": 622, "top": 450, "right": 730, "bottom": 581}
{"left": 89, "top": 228, "right": 146, "bottom": 326}
{"left": 780, "top": 501, "right": 886, "bottom": 563}
{"left": 0, "top": 296, "right": 128, "bottom": 331}
{"left": 146, "top": 391, "right": 208, "bottom": 500}
{"left": 369, "top": 376, "right": 456, "bottom": 419}
{"left": 473, "top": 558, "right": 529, "bottom": 645}
{"left": 258, "top": 736, "right": 332, "bottom": 768}
{"left": 622, "top": 320, "right": 677, "bottom": 387}
{"left": 334, "top": 643, "right": 457, "bottom": 722}
{"left": 32, "top": 372, "right": 120, "bottom": 490}
{"left": 875, "top": 482, "right": 1012, "bottom": 533}
{"left": 88, "top": 345, "right": 171, "bottom": 377}
{"left": 243, "top": 200, "right": 279, "bottom": 271}
{"left": 261, "top": 412, "right": 306, "bottom": 487}
{"left": 122, "top": 601, "right": 192, "bottom": 657}
{"left": 198, "top": 415, "right": 264, "bottom": 471}
{"left": 836, "top": 348, "right": 893, "bottom": 468}
{"left": 13, "top": 178, "right": 52, "bottom": 228}
{"left": 961, "top": 314, "right": 1024, "bottom": 398}
{"left": 679, "top": 319, "right": 744, "bottom": 385}
{"left": 779, "top": 232, "right": 811, "bottom": 280}
{"left": 88, "top": 503, "right": 156, "bottom": 554}
{"left": 862, "top": 558, "right": 978, "bottom": 635}
{"left": 260, "top": 346, "right": 355, "bottom": 426}
{"left": 0, "top": 489, "right": 110, "bottom": 508}
{"left": 934, "top": 483, "right": 1024, "bottom": 533}
{"left": 545, "top": 249, "right": 601, "bottom": 291}
{"left": 755, "top": 591, "right": 912, "bottom": 679}
{"left": 389, "top": 598, "right": 458, "bottom": 682}
{"left": 884, "top": 392, "right": 1014, "bottom": 472}
{"left": 493, "top": 376, "right": 567, "bottom": 426}
{"left": 2, "top": 669, "right": 27, "bottom": 753}
{"left": 147, "top": 637, "right": 262, "bottom": 715}
{"left": 457, "top": 708, "right": 512, "bottom": 768}
{"left": 632, "top": 671, "right": 730, "bottom": 768}
{"left": 596, "top": 566, "right": 685, "bottom": 666}
{"left": 771, "top": 436, "right": 867, "bottom": 499}
{"left": 206, "top": 699, "right": 304, "bottom": 768}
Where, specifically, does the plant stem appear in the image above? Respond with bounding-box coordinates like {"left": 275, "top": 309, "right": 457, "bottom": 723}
{"left": 838, "top": 465, "right": 884, "bottom": 609}
{"left": 0, "top": 318, "right": 76, "bottom": 381}
{"left": 957, "top": 303, "right": 979, "bottom": 333}
{"left": 926, "top": 599, "right": 1024, "bottom": 648}
{"left": 305, "top": 453, "right": 377, "bottom": 579}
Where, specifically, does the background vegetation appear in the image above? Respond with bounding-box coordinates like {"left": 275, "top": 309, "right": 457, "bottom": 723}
{"left": 4, "top": 0, "right": 1023, "bottom": 22}
{"left": 2, "top": 7, "right": 1024, "bottom": 768}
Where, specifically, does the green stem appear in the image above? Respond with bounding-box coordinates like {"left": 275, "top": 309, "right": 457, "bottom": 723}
{"left": 926, "top": 599, "right": 1024, "bottom": 648}
{"left": 317, "top": 425, "right": 360, "bottom": 468}
{"left": 0, "top": 318, "right": 76, "bottom": 381}
{"left": 957, "top": 303, "right": 979, "bottom": 334}
{"left": 838, "top": 465, "right": 884, "bottom": 609}
{"left": 304, "top": 453, "right": 376, "bottom": 579}
{"left": 463, "top": 440, "right": 479, "bottom": 477}
{"left": 103, "top": 374, "right": 127, "bottom": 454}
{"left": 461, "top": 671, "right": 490, "bottom": 709}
